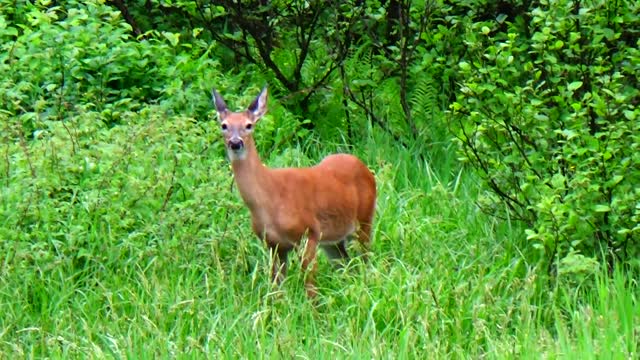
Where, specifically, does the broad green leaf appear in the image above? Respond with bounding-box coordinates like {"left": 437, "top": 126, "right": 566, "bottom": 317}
{"left": 605, "top": 175, "right": 624, "bottom": 188}
{"left": 162, "top": 31, "right": 180, "bottom": 47}
{"left": 567, "top": 81, "right": 583, "bottom": 91}
{"left": 623, "top": 110, "right": 636, "bottom": 120}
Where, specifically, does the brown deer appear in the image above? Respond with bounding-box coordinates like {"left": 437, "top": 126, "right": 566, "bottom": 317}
{"left": 212, "top": 86, "right": 376, "bottom": 298}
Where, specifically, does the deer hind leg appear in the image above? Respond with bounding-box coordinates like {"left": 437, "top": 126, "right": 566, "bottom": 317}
{"left": 302, "top": 232, "right": 319, "bottom": 298}
{"left": 356, "top": 188, "right": 376, "bottom": 262}
{"left": 356, "top": 220, "right": 373, "bottom": 262}
{"left": 321, "top": 239, "right": 350, "bottom": 268}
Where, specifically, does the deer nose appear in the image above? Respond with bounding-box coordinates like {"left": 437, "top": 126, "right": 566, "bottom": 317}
{"left": 229, "top": 138, "right": 244, "bottom": 150}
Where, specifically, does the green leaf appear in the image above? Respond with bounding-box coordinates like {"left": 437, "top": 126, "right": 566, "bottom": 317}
{"left": 623, "top": 110, "right": 636, "bottom": 120}
{"left": 459, "top": 61, "right": 471, "bottom": 71}
{"left": 605, "top": 175, "right": 624, "bottom": 188}
{"left": 162, "top": 31, "right": 180, "bottom": 47}
{"left": 594, "top": 204, "right": 611, "bottom": 213}
{"left": 559, "top": 129, "right": 578, "bottom": 139}
{"left": 550, "top": 173, "right": 566, "bottom": 188}
{"left": 567, "top": 81, "right": 583, "bottom": 91}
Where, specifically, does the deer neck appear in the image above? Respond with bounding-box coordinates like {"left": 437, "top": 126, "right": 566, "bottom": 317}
{"left": 230, "top": 138, "right": 270, "bottom": 209}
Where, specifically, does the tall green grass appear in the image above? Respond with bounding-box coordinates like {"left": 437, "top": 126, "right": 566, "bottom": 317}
{"left": 1, "top": 109, "right": 637, "bottom": 358}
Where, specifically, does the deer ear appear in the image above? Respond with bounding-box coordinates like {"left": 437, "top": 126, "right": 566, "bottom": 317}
{"left": 247, "top": 86, "right": 268, "bottom": 121}
{"left": 212, "top": 89, "right": 229, "bottom": 121}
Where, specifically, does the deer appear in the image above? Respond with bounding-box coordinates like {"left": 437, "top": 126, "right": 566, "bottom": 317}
{"left": 212, "top": 86, "right": 377, "bottom": 298}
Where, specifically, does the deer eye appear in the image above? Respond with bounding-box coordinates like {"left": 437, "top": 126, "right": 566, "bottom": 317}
{"left": 221, "top": 123, "right": 228, "bottom": 131}
{"left": 245, "top": 123, "right": 253, "bottom": 130}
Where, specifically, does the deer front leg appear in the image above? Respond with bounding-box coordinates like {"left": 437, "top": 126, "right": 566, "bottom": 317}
{"left": 302, "top": 232, "right": 319, "bottom": 298}
{"left": 270, "top": 245, "right": 290, "bottom": 286}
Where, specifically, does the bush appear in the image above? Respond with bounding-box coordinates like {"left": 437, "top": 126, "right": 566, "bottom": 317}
{"left": 0, "top": 0, "right": 223, "bottom": 134}
{"left": 451, "top": 0, "right": 640, "bottom": 271}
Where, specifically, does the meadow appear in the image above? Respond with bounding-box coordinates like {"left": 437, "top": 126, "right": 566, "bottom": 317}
{"left": 1, "top": 107, "right": 637, "bottom": 358}
{"left": 1, "top": 0, "right": 638, "bottom": 358}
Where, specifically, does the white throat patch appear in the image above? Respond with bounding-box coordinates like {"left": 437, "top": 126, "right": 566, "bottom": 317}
{"left": 228, "top": 149, "right": 247, "bottom": 161}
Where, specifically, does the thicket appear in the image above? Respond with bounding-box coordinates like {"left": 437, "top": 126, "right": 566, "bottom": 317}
{"left": 2, "top": 0, "right": 639, "bottom": 283}
{"left": 451, "top": 0, "right": 640, "bottom": 273}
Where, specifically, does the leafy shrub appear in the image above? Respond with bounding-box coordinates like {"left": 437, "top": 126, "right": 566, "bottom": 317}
{"left": 1, "top": 1, "right": 138, "bottom": 123}
{"left": 0, "top": 0, "right": 223, "bottom": 135}
{"left": 451, "top": 0, "right": 640, "bottom": 270}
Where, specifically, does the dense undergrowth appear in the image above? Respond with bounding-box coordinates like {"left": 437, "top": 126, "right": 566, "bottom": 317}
{"left": 2, "top": 106, "right": 637, "bottom": 358}
{"left": 1, "top": 0, "right": 638, "bottom": 358}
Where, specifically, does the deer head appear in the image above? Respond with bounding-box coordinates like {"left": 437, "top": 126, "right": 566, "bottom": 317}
{"left": 212, "top": 86, "right": 268, "bottom": 161}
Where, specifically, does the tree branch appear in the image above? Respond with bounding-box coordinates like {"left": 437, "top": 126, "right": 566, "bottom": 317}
{"left": 107, "top": 0, "right": 143, "bottom": 37}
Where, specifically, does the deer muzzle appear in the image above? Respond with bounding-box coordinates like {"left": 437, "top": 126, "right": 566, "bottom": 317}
{"left": 228, "top": 137, "right": 244, "bottom": 151}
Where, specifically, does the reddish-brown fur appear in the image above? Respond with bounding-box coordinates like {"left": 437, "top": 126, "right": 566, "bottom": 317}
{"left": 213, "top": 87, "right": 376, "bottom": 297}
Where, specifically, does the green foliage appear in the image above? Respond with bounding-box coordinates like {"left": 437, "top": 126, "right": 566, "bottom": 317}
{"left": 0, "top": 0, "right": 226, "bottom": 134}
{"left": 1, "top": 0, "right": 638, "bottom": 357}
{"left": 333, "top": 1, "right": 458, "bottom": 176}
{"left": 2, "top": 1, "right": 147, "bottom": 125}
{"left": 2, "top": 111, "right": 638, "bottom": 356}
{"left": 451, "top": 0, "right": 640, "bottom": 270}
